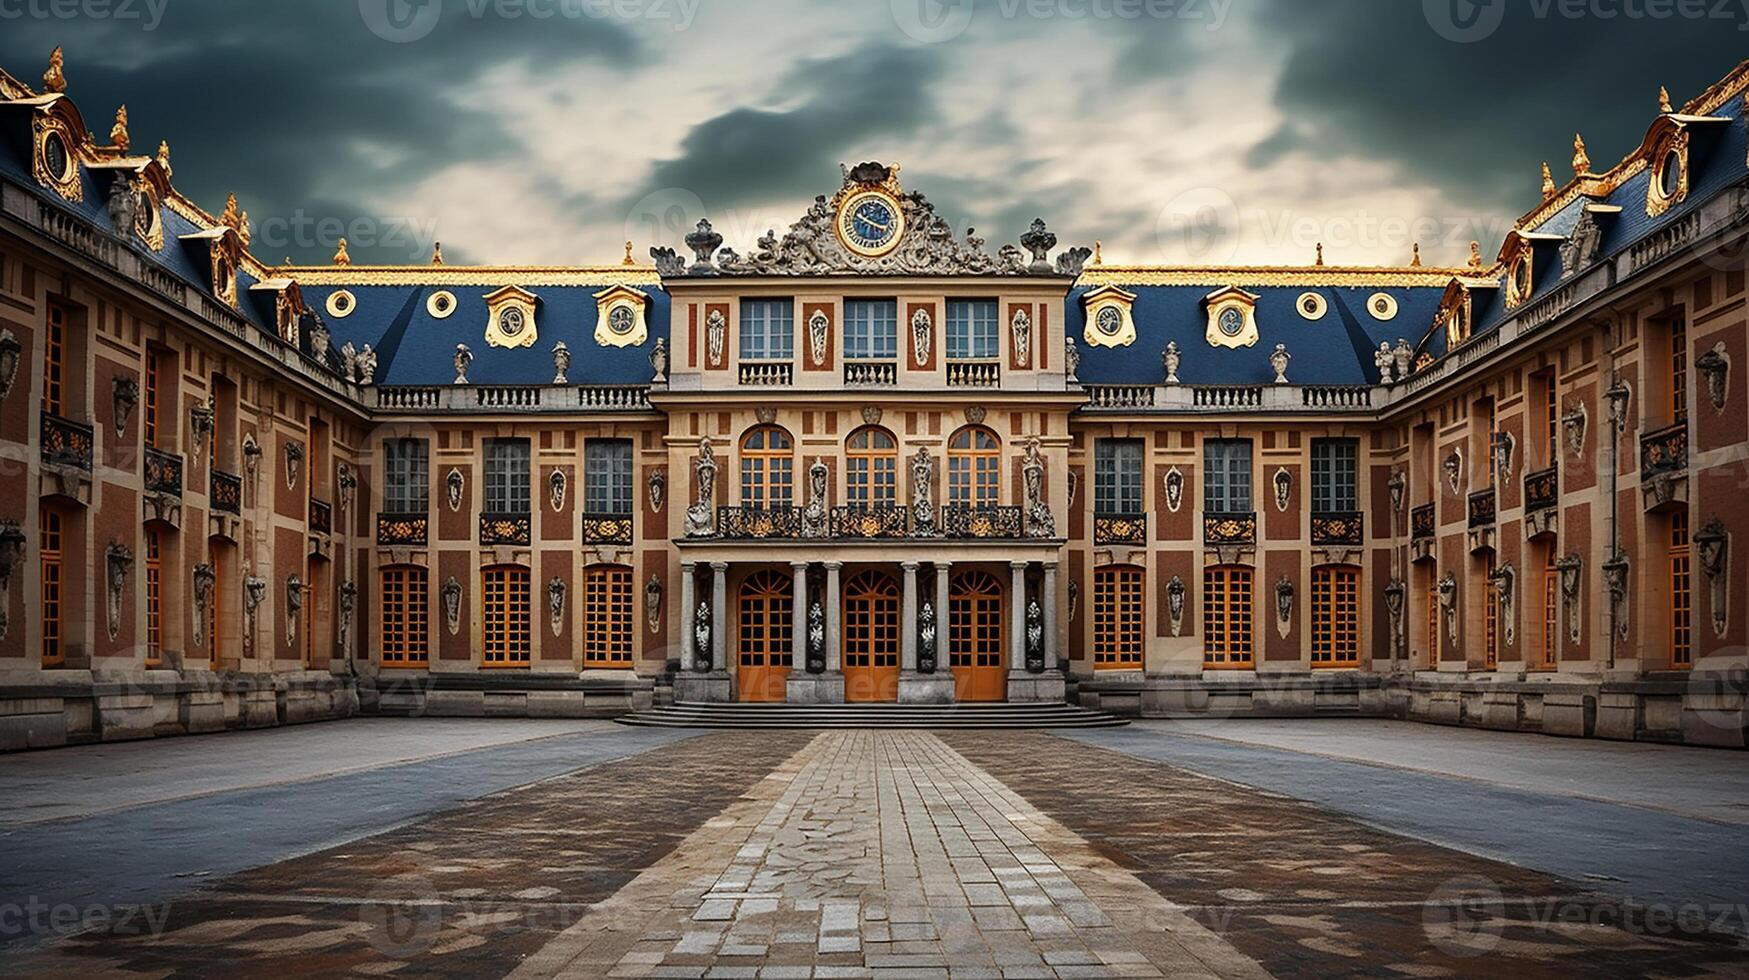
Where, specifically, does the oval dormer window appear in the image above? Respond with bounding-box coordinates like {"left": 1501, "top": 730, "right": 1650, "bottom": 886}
{"left": 1218, "top": 307, "right": 1244, "bottom": 337}
{"left": 1659, "top": 147, "right": 1684, "bottom": 201}
{"left": 427, "top": 290, "right": 456, "bottom": 319}
{"left": 43, "top": 131, "right": 71, "bottom": 182}
{"left": 499, "top": 307, "right": 525, "bottom": 338}
{"left": 1513, "top": 254, "right": 1533, "bottom": 300}
{"left": 1095, "top": 306, "right": 1122, "bottom": 337}
{"left": 609, "top": 304, "right": 635, "bottom": 335}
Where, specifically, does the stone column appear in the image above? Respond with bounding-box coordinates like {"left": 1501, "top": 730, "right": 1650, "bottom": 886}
{"left": 824, "top": 561, "right": 842, "bottom": 673}
{"left": 790, "top": 560, "right": 809, "bottom": 667}
{"left": 1043, "top": 561, "right": 1059, "bottom": 670}
{"left": 900, "top": 561, "right": 919, "bottom": 672}
{"left": 680, "top": 560, "right": 696, "bottom": 670}
{"left": 1009, "top": 561, "right": 1029, "bottom": 678}
{"left": 710, "top": 561, "right": 728, "bottom": 673}
{"left": 934, "top": 561, "right": 951, "bottom": 667}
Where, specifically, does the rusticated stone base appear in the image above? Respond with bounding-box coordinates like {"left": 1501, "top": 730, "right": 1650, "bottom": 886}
{"left": 784, "top": 672, "right": 845, "bottom": 705}
{"left": 897, "top": 671, "right": 954, "bottom": 704}
{"left": 673, "top": 672, "right": 735, "bottom": 704}
{"left": 1006, "top": 673, "right": 1067, "bottom": 703}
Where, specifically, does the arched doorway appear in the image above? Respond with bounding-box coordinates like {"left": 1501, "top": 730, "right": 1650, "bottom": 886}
{"left": 843, "top": 570, "right": 900, "bottom": 702}
{"left": 950, "top": 571, "right": 1006, "bottom": 702}
{"left": 737, "top": 570, "right": 793, "bottom": 702}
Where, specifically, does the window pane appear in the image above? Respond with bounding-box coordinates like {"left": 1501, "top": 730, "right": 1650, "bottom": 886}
{"left": 1311, "top": 439, "right": 1357, "bottom": 513}
{"left": 585, "top": 440, "right": 634, "bottom": 514}
{"left": 383, "top": 439, "right": 429, "bottom": 513}
{"left": 740, "top": 299, "right": 794, "bottom": 361}
{"left": 1094, "top": 439, "right": 1143, "bottom": 513}
{"left": 1204, "top": 440, "right": 1252, "bottom": 512}
{"left": 844, "top": 300, "right": 897, "bottom": 360}
{"left": 485, "top": 439, "right": 530, "bottom": 513}
{"left": 946, "top": 300, "right": 997, "bottom": 360}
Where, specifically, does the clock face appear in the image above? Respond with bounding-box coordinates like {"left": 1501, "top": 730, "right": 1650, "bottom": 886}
{"left": 837, "top": 190, "right": 904, "bottom": 257}
{"left": 1218, "top": 308, "right": 1244, "bottom": 337}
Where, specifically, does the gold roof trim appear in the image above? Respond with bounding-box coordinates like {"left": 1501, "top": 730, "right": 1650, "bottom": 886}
{"left": 1076, "top": 265, "right": 1474, "bottom": 288}
{"left": 273, "top": 264, "right": 663, "bottom": 287}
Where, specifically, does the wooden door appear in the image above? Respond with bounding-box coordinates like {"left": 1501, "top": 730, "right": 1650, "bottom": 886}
{"left": 842, "top": 570, "right": 900, "bottom": 703}
{"left": 737, "top": 570, "right": 793, "bottom": 702}
{"left": 950, "top": 571, "right": 1006, "bottom": 702}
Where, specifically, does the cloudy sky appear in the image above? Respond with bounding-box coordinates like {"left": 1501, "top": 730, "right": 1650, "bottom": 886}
{"left": 2, "top": 0, "right": 1742, "bottom": 267}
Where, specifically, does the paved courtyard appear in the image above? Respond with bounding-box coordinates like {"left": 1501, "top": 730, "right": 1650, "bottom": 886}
{"left": 1, "top": 719, "right": 1747, "bottom": 977}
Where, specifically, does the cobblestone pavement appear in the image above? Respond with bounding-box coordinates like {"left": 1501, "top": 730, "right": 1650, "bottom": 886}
{"left": 517, "top": 730, "right": 1266, "bottom": 979}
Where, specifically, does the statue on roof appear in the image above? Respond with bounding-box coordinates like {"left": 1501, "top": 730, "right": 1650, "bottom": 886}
{"left": 106, "top": 173, "right": 136, "bottom": 237}
{"left": 43, "top": 47, "right": 66, "bottom": 94}
{"left": 551, "top": 341, "right": 570, "bottom": 385}
{"left": 339, "top": 342, "right": 358, "bottom": 381}
{"left": 333, "top": 238, "right": 352, "bottom": 267}
{"left": 1163, "top": 341, "right": 1181, "bottom": 385}
{"left": 356, "top": 344, "right": 377, "bottom": 385}
{"left": 110, "top": 105, "right": 129, "bottom": 152}
{"left": 1393, "top": 339, "right": 1413, "bottom": 379}
{"left": 1571, "top": 133, "right": 1591, "bottom": 176}
{"left": 1375, "top": 342, "right": 1396, "bottom": 384}
{"left": 453, "top": 344, "right": 472, "bottom": 385}
{"left": 1269, "top": 344, "right": 1291, "bottom": 385}
{"left": 649, "top": 337, "right": 668, "bottom": 383}
{"left": 155, "top": 140, "right": 172, "bottom": 177}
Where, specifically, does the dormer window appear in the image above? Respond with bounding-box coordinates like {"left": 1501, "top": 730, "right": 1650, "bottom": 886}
{"left": 1201, "top": 286, "right": 1259, "bottom": 349}
{"left": 42, "top": 131, "right": 70, "bottom": 183}
{"left": 32, "top": 112, "right": 84, "bottom": 203}
{"left": 1647, "top": 128, "right": 1691, "bottom": 217}
{"left": 1081, "top": 284, "right": 1137, "bottom": 349}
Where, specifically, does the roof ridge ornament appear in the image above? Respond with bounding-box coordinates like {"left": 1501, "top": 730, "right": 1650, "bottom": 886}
{"left": 1410, "top": 243, "right": 1422, "bottom": 267}
{"left": 1659, "top": 85, "right": 1674, "bottom": 114}
{"left": 1540, "top": 162, "right": 1556, "bottom": 198}
{"left": 1468, "top": 241, "right": 1483, "bottom": 270}
{"left": 333, "top": 237, "right": 351, "bottom": 266}
{"left": 156, "top": 140, "right": 172, "bottom": 178}
{"left": 110, "top": 105, "right": 128, "bottom": 152}
{"left": 1572, "top": 133, "right": 1592, "bottom": 176}
{"left": 43, "top": 46, "right": 66, "bottom": 94}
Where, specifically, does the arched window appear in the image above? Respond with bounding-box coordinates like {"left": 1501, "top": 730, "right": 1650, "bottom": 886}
{"left": 583, "top": 564, "right": 635, "bottom": 668}
{"left": 1092, "top": 565, "right": 1145, "bottom": 669}
{"left": 380, "top": 564, "right": 430, "bottom": 667}
{"left": 947, "top": 426, "right": 1001, "bottom": 506}
{"left": 1202, "top": 565, "right": 1253, "bottom": 668}
{"left": 1310, "top": 565, "right": 1359, "bottom": 668}
{"left": 846, "top": 427, "right": 898, "bottom": 508}
{"left": 482, "top": 565, "right": 531, "bottom": 667}
{"left": 740, "top": 426, "right": 794, "bottom": 507}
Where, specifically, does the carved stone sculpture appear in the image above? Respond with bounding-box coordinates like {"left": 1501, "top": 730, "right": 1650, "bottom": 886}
{"left": 446, "top": 468, "right": 464, "bottom": 512}
{"left": 1438, "top": 573, "right": 1458, "bottom": 646}
{"left": 442, "top": 576, "right": 462, "bottom": 636}
{"left": 912, "top": 308, "right": 933, "bottom": 367}
{"left": 918, "top": 601, "right": 937, "bottom": 674}
{"left": 285, "top": 573, "right": 303, "bottom": 650}
{"left": 1011, "top": 308, "right": 1031, "bottom": 368}
{"left": 808, "top": 310, "right": 829, "bottom": 368}
{"left": 1556, "top": 554, "right": 1583, "bottom": 644}
{"left": 1026, "top": 599, "right": 1044, "bottom": 672}
{"left": 1167, "top": 576, "right": 1185, "bottom": 637}
{"left": 1695, "top": 518, "right": 1729, "bottom": 639}
{"left": 1388, "top": 470, "right": 1406, "bottom": 515}
{"left": 0, "top": 522, "right": 23, "bottom": 640}
{"left": 1163, "top": 341, "right": 1181, "bottom": 385}
{"left": 807, "top": 600, "right": 825, "bottom": 673}
{"left": 706, "top": 309, "right": 726, "bottom": 365}
{"left": 310, "top": 319, "right": 331, "bottom": 365}
{"left": 111, "top": 376, "right": 138, "bottom": 437}
{"left": 802, "top": 461, "right": 829, "bottom": 538}
{"left": 340, "top": 342, "right": 358, "bottom": 382}
{"left": 1273, "top": 468, "right": 1292, "bottom": 512}
{"left": 190, "top": 402, "right": 214, "bottom": 466}
{"left": 1269, "top": 343, "right": 1291, "bottom": 384}
{"left": 1275, "top": 576, "right": 1294, "bottom": 638}
{"left": 453, "top": 343, "right": 472, "bottom": 385}
{"left": 285, "top": 440, "right": 304, "bottom": 491}
{"left": 1022, "top": 439, "right": 1053, "bottom": 537}
{"left": 1393, "top": 339, "right": 1413, "bottom": 379}
{"left": 1697, "top": 341, "right": 1729, "bottom": 413}
{"left": 356, "top": 344, "right": 377, "bottom": 385}
{"left": 646, "top": 574, "right": 663, "bottom": 635}
{"left": 244, "top": 574, "right": 266, "bottom": 655}
{"left": 649, "top": 337, "right": 668, "bottom": 383}
{"left": 684, "top": 438, "right": 718, "bottom": 537}
{"left": 1384, "top": 578, "right": 1406, "bottom": 658}
{"left": 1165, "top": 467, "right": 1184, "bottom": 512}
{"left": 104, "top": 543, "right": 132, "bottom": 642}
{"left": 549, "top": 468, "right": 566, "bottom": 512}
{"left": 548, "top": 578, "right": 567, "bottom": 638}
{"left": 0, "top": 330, "right": 21, "bottom": 404}
{"left": 1601, "top": 553, "right": 1630, "bottom": 642}
{"left": 1563, "top": 404, "right": 1587, "bottom": 459}
{"left": 911, "top": 447, "right": 937, "bottom": 537}
{"left": 1443, "top": 451, "right": 1462, "bottom": 494}
{"left": 1064, "top": 337, "right": 1079, "bottom": 381}
{"left": 192, "top": 563, "right": 215, "bottom": 652}
{"left": 552, "top": 341, "right": 571, "bottom": 384}
{"left": 1560, "top": 208, "right": 1603, "bottom": 276}
{"left": 107, "top": 172, "right": 136, "bottom": 236}
{"left": 1375, "top": 341, "right": 1396, "bottom": 384}
{"left": 693, "top": 600, "right": 712, "bottom": 671}
{"left": 1489, "top": 563, "right": 1517, "bottom": 647}
{"left": 339, "top": 580, "right": 357, "bottom": 654}
{"left": 648, "top": 469, "right": 666, "bottom": 513}
{"left": 1493, "top": 432, "right": 1515, "bottom": 483}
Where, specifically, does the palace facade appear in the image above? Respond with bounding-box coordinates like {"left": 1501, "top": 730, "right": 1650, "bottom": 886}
{"left": 3, "top": 51, "right": 1748, "bottom": 749}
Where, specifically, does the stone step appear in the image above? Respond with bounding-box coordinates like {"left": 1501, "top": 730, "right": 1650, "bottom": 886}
{"left": 616, "top": 701, "right": 1128, "bottom": 729}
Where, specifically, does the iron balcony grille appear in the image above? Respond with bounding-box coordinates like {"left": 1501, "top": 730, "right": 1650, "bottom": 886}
{"left": 1203, "top": 511, "right": 1257, "bottom": 545}
{"left": 1310, "top": 511, "right": 1363, "bottom": 547}
{"left": 831, "top": 505, "right": 909, "bottom": 539}
{"left": 1411, "top": 503, "right": 1436, "bottom": 541}
{"left": 210, "top": 469, "right": 243, "bottom": 515}
{"left": 581, "top": 511, "right": 635, "bottom": 545}
{"left": 479, "top": 512, "right": 531, "bottom": 546}
{"left": 1467, "top": 488, "right": 1497, "bottom": 529}
{"left": 309, "top": 498, "right": 333, "bottom": 535}
{"left": 717, "top": 505, "right": 803, "bottom": 540}
{"left": 1524, "top": 466, "right": 1559, "bottom": 513}
{"left": 40, "top": 413, "right": 93, "bottom": 471}
{"left": 144, "top": 446, "right": 184, "bottom": 496}
{"left": 1093, "top": 512, "right": 1148, "bottom": 546}
{"left": 376, "top": 512, "right": 429, "bottom": 546}
{"left": 1640, "top": 422, "right": 1688, "bottom": 481}
{"left": 944, "top": 504, "right": 1024, "bottom": 539}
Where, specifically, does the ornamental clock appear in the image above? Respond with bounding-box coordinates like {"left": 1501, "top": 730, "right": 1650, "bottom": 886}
{"left": 836, "top": 188, "right": 905, "bottom": 257}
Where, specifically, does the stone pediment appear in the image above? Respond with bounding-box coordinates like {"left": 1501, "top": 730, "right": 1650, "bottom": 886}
{"left": 651, "top": 162, "right": 1090, "bottom": 278}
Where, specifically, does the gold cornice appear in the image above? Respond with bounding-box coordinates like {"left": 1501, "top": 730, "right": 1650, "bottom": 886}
{"left": 1075, "top": 266, "right": 1474, "bottom": 288}
{"left": 272, "top": 264, "right": 662, "bottom": 287}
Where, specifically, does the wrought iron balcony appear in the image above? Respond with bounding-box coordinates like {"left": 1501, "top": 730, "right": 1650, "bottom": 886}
{"left": 309, "top": 498, "right": 333, "bottom": 535}
{"left": 581, "top": 511, "right": 634, "bottom": 545}
{"left": 376, "top": 512, "right": 429, "bottom": 546}
{"left": 943, "top": 504, "right": 1024, "bottom": 539}
{"left": 1467, "top": 488, "right": 1497, "bottom": 529}
{"left": 144, "top": 446, "right": 183, "bottom": 496}
{"left": 945, "top": 359, "right": 1000, "bottom": 388}
{"left": 479, "top": 511, "right": 531, "bottom": 546}
{"left": 738, "top": 361, "right": 793, "bottom": 387}
{"left": 1094, "top": 512, "right": 1148, "bottom": 547}
{"left": 1203, "top": 511, "right": 1257, "bottom": 546}
{"left": 40, "top": 413, "right": 93, "bottom": 470}
{"left": 1311, "top": 510, "right": 1364, "bottom": 547}
{"left": 1524, "top": 466, "right": 1559, "bottom": 513}
{"left": 1640, "top": 422, "right": 1688, "bottom": 481}
{"left": 1411, "top": 503, "right": 1436, "bottom": 541}
{"left": 843, "top": 359, "right": 897, "bottom": 387}
{"left": 210, "top": 469, "right": 242, "bottom": 515}
{"left": 831, "top": 505, "right": 909, "bottom": 539}
{"left": 717, "top": 505, "right": 802, "bottom": 540}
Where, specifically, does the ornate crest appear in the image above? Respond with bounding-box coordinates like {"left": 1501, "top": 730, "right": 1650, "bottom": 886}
{"left": 705, "top": 309, "right": 726, "bottom": 366}
{"left": 447, "top": 468, "right": 464, "bottom": 512}
{"left": 548, "top": 577, "right": 567, "bottom": 638}
{"left": 442, "top": 576, "right": 462, "bottom": 636}
{"left": 808, "top": 310, "right": 830, "bottom": 368}
{"left": 646, "top": 574, "right": 663, "bottom": 635}
{"left": 648, "top": 469, "right": 667, "bottom": 513}
{"left": 861, "top": 405, "right": 883, "bottom": 426}
{"left": 549, "top": 468, "right": 567, "bottom": 512}
{"left": 1011, "top": 308, "right": 1032, "bottom": 368}
{"left": 911, "top": 308, "right": 932, "bottom": 366}
{"left": 1165, "top": 467, "right": 1184, "bottom": 513}
{"left": 105, "top": 543, "right": 133, "bottom": 642}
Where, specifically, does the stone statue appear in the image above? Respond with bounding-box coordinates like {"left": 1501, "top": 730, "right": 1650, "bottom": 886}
{"left": 1374, "top": 341, "right": 1395, "bottom": 383}
{"left": 802, "top": 461, "right": 828, "bottom": 538}
{"left": 684, "top": 437, "right": 718, "bottom": 537}
{"left": 552, "top": 341, "right": 571, "bottom": 384}
{"left": 911, "top": 447, "right": 938, "bottom": 536}
{"left": 1064, "top": 337, "right": 1079, "bottom": 381}
{"left": 918, "top": 601, "right": 937, "bottom": 672}
{"left": 1025, "top": 599, "right": 1044, "bottom": 672}
{"left": 340, "top": 342, "right": 358, "bottom": 382}
{"left": 649, "top": 337, "right": 668, "bottom": 383}
{"left": 1269, "top": 343, "right": 1291, "bottom": 384}
{"left": 453, "top": 343, "right": 472, "bottom": 385}
{"left": 310, "top": 320, "right": 331, "bottom": 365}
{"left": 356, "top": 344, "right": 377, "bottom": 385}
{"left": 807, "top": 601, "right": 825, "bottom": 672}
{"left": 107, "top": 173, "right": 136, "bottom": 236}
{"left": 1163, "top": 341, "right": 1182, "bottom": 385}
{"left": 547, "top": 578, "right": 567, "bottom": 638}
{"left": 1022, "top": 438, "right": 1054, "bottom": 537}
{"left": 1393, "top": 339, "right": 1413, "bottom": 379}
{"left": 693, "top": 600, "right": 712, "bottom": 670}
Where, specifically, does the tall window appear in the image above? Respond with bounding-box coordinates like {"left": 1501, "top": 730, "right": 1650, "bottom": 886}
{"left": 209, "top": 541, "right": 224, "bottom": 668}
{"left": 1094, "top": 439, "right": 1144, "bottom": 514}
{"left": 42, "top": 302, "right": 66, "bottom": 416}
{"left": 1532, "top": 369, "right": 1558, "bottom": 466}
{"left": 846, "top": 427, "right": 898, "bottom": 507}
{"left": 844, "top": 299, "right": 897, "bottom": 360}
{"left": 1203, "top": 439, "right": 1253, "bottom": 513}
{"left": 145, "top": 530, "right": 163, "bottom": 667}
{"left": 383, "top": 439, "right": 429, "bottom": 513}
{"left": 582, "top": 565, "right": 634, "bottom": 668}
{"left": 585, "top": 439, "right": 634, "bottom": 514}
{"left": 1426, "top": 569, "right": 1440, "bottom": 668}
{"left": 1093, "top": 565, "right": 1145, "bottom": 669}
{"left": 740, "top": 298, "right": 794, "bottom": 361}
{"left": 1483, "top": 398, "right": 1498, "bottom": 485}
{"left": 1310, "top": 565, "right": 1359, "bottom": 667}
{"left": 1671, "top": 509, "right": 1692, "bottom": 668}
{"left": 379, "top": 565, "right": 429, "bottom": 667}
{"left": 41, "top": 511, "right": 63, "bottom": 666}
{"left": 946, "top": 299, "right": 998, "bottom": 360}
{"left": 1541, "top": 549, "right": 1559, "bottom": 669}
{"left": 144, "top": 348, "right": 160, "bottom": 449}
{"left": 947, "top": 426, "right": 1001, "bottom": 506}
{"left": 482, "top": 565, "right": 531, "bottom": 667}
{"left": 484, "top": 439, "right": 530, "bottom": 514}
{"left": 740, "top": 427, "right": 794, "bottom": 507}
{"left": 1203, "top": 565, "right": 1254, "bottom": 668}
{"left": 1310, "top": 439, "right": 1358, "bottom": 513}
{"left": 1670, "top": 316, "right": 1689, "bottom": 425}
{"left": 1484, "top": 556, "right": 1499, "bottom": 669}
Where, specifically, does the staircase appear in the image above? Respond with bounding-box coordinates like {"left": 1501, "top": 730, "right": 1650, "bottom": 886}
{"left": 616, "top": 701, "right": 1127, "bottom": 729}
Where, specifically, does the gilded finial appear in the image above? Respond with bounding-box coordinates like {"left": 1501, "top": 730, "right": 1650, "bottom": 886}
{"left": 333, "top": 238, "right": 352, "bottom": 266}
{"left": 1659, "top": 85, "right": 1673, "bottom": 114}
{"left": 1468, "top": 241, "right": 1483, "bottom": 270}
{"left": 431, "top": 241, "right": 444, "bottom": 266}
{"left": 219, "top": 193, "right": 240, "bottom": 232}
{"left": 110, "top": 105, "right": 129, "bottom": 152}
{"left": 1314, "top": 242, "right": 1325, "bottom": 267}
{"left": 237, "top": 210, "right": 251, "bottom": 248}
{"left": 1540, "top": 161, "right": 1555, "bottom": 197}
{"left": 1410, "top": 243, "right": 1422, "bottom": 267}
{"left": 1093, "top": 240, "right": 1103, "bottom": 265}
{"left": 155, "top": 139, "right": 171, "bottom": 177}
{"left": 622, "top": 240, "right": 635, "bottom": 266}
{"left": 43, "top": 46, "right": 66, "bottom": 94}
{"left": 1571, "top": 133, "right": 1591, "bottom": 176}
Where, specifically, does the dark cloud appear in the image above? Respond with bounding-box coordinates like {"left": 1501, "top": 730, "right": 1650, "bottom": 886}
{"left": 1252, "top": 0, "right": 1745, "bottom": 218}
{"left": 0, "top": 1, "right": 640, "bottom": 263}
